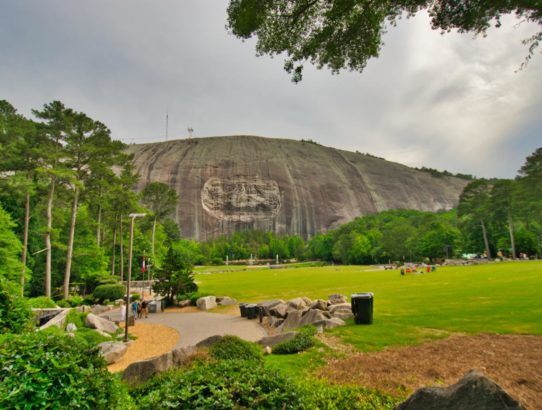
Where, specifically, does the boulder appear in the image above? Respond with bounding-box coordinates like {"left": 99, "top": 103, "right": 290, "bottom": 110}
{"left": 85, "top": 313, "right": 119, "bottom": 334}
{"left": 258, "top": 300, "right": 285, "bottom": 316}
{"left": 122, "top": 346, "right": 196, "bottom": 386}
{"left": 279, "top": 309, "right": 328, "bottom": 331}
{"left": 269, "top": 303, "right": 288, "bottom": 318}
{"left": 328, "top": 303, "right": 351, "bottom": 314}
{"left": 313, "top": 317, "right": 345, "bottom": 331}
{"left": 267, "top": 316, "right": 284, "bottom": 328}
{"left": 39, "top": 309, "right": 70, "bottom": 330}
{"left": 311, "top": 299, "right": 329, "bottom": 311}
{"left": 287, "top": 297, "right": 309, "bottom": 310}
{"left": 66, "top": 322, "right": 77, "bottom": 332}
{"left": 331, "top": 310, "right": 353, "bottom": 320}
{"left": 95, "top": 329, "right": 113, "bottom": 338}
{"left": 217, "top": 296, "right": 237, "bottom": 306}
{"left": 195, "top": 335, "right": 224, "bottom": 348}
{"left": 177, "top": 299, "right": 191, "bottom": 307}
{"left": 302, "top": 297, "right": 313, "bottom": 306}
{"left": 91, "top": 305, "right": 113, "bottom": 315}
{"left": 98, "top": 341, "right": 128, "bottom": 364}
{"left": 328, "top": 294, "right": 348, "bottom": 305}
{"left": 396, "top": 370, "right": 525, "bottom": 410}
{"left": 299, "top": 309, "right": 328, "bottom": 327}
{"left": 258, "top": 331, "right": 298, "bottom": 347}
{"left": 196, "top": 296, "right": 217, "bottom": 311}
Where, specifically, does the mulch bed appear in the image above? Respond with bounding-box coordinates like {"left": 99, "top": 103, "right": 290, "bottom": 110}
{"left": 319, "top": 334, "right": 542, "bottom": 409}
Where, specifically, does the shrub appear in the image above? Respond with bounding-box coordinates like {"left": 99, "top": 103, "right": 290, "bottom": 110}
{"left": 57, "top": 295, "right": 85, "bottom": 308}
{"left": 177, "top": 291, "right": 206, "bottom": 305}
{"left": 64, "top": 309, "right": 85, "bottom": 329}
{"left": 27, "top": 296, "right": 58, "bottom": 308}
{"left": 93, "top": 284, "right": 125, "bottom": 303}
{"left": 131, "top": 359, "right": 302, "bottom": 409}
{"left": 208, "top": 335, "right": 263, "bottom": 362}
{"left": 298, "top": 380, "right": 399, "bottom": 409}
{"left": 0, "top": 279, "right": 32, "bottom": 334}
{"left": 273, "top": 326, "right": 317, "bottom": 354}
{"left": 131, "top": 292, "right": 140, "bottom": 301}
{"left": 0, "top": 329, "right": 132, "bottom": 409}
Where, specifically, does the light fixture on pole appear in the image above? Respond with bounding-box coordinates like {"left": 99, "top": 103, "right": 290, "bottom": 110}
{"left": 125, "top": 213, "right": 146, "bottom": 342}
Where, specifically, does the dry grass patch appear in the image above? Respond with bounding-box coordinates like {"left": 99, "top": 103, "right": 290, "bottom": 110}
{"left": 320, "top": 334, "right": 542, "bottom": 409}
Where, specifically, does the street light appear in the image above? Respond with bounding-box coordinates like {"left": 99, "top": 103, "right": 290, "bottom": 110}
{"left": 125, "top": 213, "right": 146, "bottom": 342}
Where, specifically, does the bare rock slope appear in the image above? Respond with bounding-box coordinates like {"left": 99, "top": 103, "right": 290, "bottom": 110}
{"left": 128, "top": 136, "right": 468, "bottom": 240}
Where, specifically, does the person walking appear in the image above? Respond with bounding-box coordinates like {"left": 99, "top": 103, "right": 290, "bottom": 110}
{"left": 141, "top": 299, "right": 149, "bottom": 318}
{"left": 131, "top": 300, "right": 138, "bottom": 320}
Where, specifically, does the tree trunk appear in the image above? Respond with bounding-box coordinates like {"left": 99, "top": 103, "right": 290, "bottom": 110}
{"left": 96, "top": 203, "right": 102, "bottom": 247}
{"left": 508, "top": 218, "right": 516, "bottom": 259}
{"left": 120, "top": 214, "right": 124, "bottom": 282}
{"left": 63, "top": 185, "right": 79, "bottom": 299}
{"left": 20, "top": 189, "right": 30, "bottom": 296}
{"left": 45, "top": 177, "right": 55, "bottom": 297}
{"left": 480, "top": 219, "right": 491, "bottom": 259}
{"left": 111, "top": 217, "right": 117, "bottom": 276}
{"left": 152, "top": 216, "right": 157, "bottom": 260}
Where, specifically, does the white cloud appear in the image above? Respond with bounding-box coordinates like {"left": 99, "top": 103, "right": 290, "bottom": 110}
{"left": 0, "top": 1, "right": 540, "bottom": 178}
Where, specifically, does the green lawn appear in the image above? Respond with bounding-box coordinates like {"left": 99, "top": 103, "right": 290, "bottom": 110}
{"left": 196, "top": 261, "right": 542, "bottom": 352}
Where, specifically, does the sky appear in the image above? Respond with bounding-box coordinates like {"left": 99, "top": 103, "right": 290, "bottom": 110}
{"left": 1, "top": 1, "right": 541, "bottom": 179}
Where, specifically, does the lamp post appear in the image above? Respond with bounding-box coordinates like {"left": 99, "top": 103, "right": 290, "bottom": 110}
{"left": 125, "top": 213, "right": 146, "bottom": 342}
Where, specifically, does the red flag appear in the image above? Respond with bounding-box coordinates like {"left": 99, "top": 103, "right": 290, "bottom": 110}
{"left": 141, "top": 257, "right": 146, "bottom": 273}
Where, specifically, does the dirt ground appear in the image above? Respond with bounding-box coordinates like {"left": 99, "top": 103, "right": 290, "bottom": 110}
{"left": 319, "top": 334, "right": 542, "bottom": 409}
{"left": 108, "top": 322, "right": 180, "bottom": 373}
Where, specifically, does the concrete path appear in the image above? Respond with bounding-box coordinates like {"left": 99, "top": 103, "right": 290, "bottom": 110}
{"left": 142, "top": 311, "right": 268, "bottom": 348}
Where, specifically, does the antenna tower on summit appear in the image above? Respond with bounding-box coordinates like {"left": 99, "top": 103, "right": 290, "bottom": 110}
{"left": 165, "top": 111, "right": 169, "bottom": 141}
{"left": 187, "top": 126, "right": 194, "bottom": 139}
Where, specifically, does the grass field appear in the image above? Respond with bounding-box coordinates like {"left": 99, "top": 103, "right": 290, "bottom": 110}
{"left": 196, "top": 261, "right": 542, "bottom": 352}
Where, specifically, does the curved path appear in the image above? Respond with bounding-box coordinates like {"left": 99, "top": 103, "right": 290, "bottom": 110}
{"left": 143, "top": 310, "right": 268, "bottom": 348}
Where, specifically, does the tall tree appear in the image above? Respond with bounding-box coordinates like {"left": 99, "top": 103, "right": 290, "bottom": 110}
{"left": 140, "top": 182, "right": 178, "bottom": 263}
{"left": 457, "top": 179, "right": 494, "bottom": 258}
{"left": 227, "top": 0, "right": 541, "bottom": 82}
{"left": 491, "top": 179, "right": 519, "bottom": 258}
{"left": 32, "top": 101, "right": 70, "bottom": 297}
{"left": 62, "top": 112, "right": 124, "bottom": 299}
{"left": 0, "top": 101, "right": 43, "bottom": 293}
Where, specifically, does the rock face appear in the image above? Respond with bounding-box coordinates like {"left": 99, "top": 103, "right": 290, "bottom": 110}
{"left": 98, "top": 341, "right": 128, "bottom": 364}
{"left": 196, "top": 296, "right": 217, "bottom": 311}
{"left": 85, "top": 313, "right": 119, "bottom": 334}
{"left": 128, "top": 136, "right": 469, "bottom": 240}
{"left": 396, "top": 370, "right": 525, "bottom": 410}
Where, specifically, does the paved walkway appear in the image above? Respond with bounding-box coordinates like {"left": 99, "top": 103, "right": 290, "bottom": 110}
{"left": 142, "top": 311, "right": 268, "bottom": 348}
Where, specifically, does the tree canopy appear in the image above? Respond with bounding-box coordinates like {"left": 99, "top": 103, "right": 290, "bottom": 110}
{"left": 227, "top": 0, "right": 542, "bottom": 82}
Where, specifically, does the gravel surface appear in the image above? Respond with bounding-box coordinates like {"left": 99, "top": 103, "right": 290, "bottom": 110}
{"left": 144, "top": 309, "right": 268, "bottom": 348}
{"left": 107, "top": 308, "right": 267, "bottom": 372}
{"left": 108, "top": 322, "right": 179, "bottom": 373}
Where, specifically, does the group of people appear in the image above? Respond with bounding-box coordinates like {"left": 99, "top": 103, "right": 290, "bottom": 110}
{"left": 131, "top": 299, "right": 149, "bottom": 319}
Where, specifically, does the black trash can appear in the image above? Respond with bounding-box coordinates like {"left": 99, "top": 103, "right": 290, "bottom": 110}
{"left": 245, "top": 304, "right": 258, "bottom": 319}
{"left": 239, "top": 303, "right": 247, "bottom": 318}
{"left": 351, "top": 293, "right": 374, "bottom": 324}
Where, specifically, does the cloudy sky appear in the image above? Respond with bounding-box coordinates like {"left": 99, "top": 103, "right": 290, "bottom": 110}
{"left": 1, "top": 1, "right": 540, "bottom": 178}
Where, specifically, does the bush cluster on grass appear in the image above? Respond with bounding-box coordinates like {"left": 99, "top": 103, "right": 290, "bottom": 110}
{"left": 0, "top": 279, "right": 32, "bottom": 334}
{"left": 131, "top": 359, "right": 302, "bottom": 409}
{"left": 298, "top": 380, "right": 398, "bottom": 409}
{"left": 27, "top": 296, "right": 58, "bottom": 308}
{"left": 56, "top": 295, "right": 86, "bottom": 308}
{"left": 273, "top": 326, "right": 317, "bottom": 354}
{"left": 208, "top": 335, "right": 263, "bottom": 362}
{"left": 93, "top": 284, "right": 125, "bottom": 303}
{"left": 177, "top": 290, "right": 207, "bottom": 305}
{"left": 0, "top": 328, "right": 132, "bottom": 409}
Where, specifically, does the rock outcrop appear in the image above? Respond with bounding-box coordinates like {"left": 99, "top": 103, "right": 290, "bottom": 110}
{"left": 128, "top": 136, "right": 469, "bottom": 240}
{"left": 396, "top": 370, "right": 525, "bottom": 410}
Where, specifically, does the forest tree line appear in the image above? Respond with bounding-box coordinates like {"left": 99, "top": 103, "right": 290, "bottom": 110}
{"left": 0, "top": 100, "right": 540, "bottom": 300}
